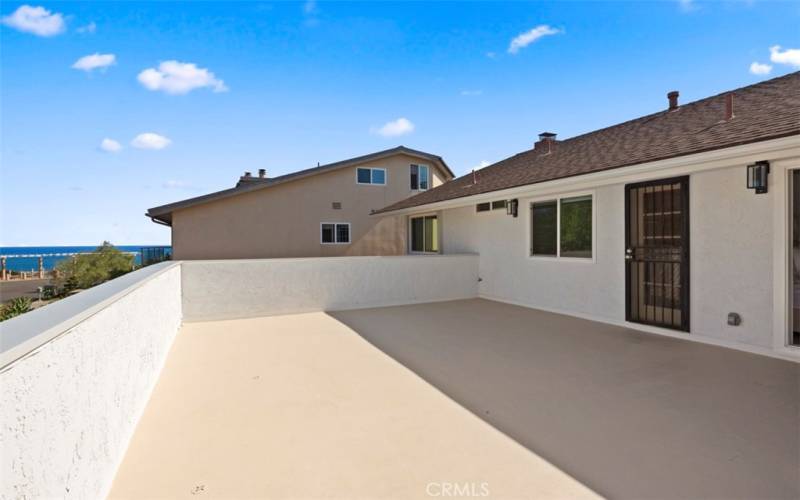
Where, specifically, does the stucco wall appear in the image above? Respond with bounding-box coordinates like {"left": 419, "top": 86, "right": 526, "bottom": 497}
{"left": 439, "top": 165, "right": 777, "bottom": 352}
{"left": 171, "top": 154, "right": 449, "bottom": 260}
{"left": 181, "top": 255, "right": 479, "bottom": 321}
{"left": 0, "top": 264, "right": 182, "bottom": 500}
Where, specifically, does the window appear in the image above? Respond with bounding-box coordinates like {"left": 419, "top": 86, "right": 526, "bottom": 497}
{"left": 476, "top": 200, "right": 507, "bottom": 213}
{"left": 530, "top": 194, "right": 593, "bottom": 258}
{"left": 356, "top": 167, "right": 386, "bottom": 185}
{"left": 410, "top": 164, "right": 429, "bottom": 190}
{"left": 321, "top": 223, "right": 351, "bottom": 244}
{"left": 410, "top": 215, "right": 438, "bottom": 253}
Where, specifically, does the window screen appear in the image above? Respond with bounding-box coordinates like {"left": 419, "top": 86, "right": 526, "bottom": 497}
{"left": 336, "top": 223, "right": 350, "bottom": 243}
{"left": 371, "top": 169, "right": 385, "bottom": 185}
{"left": 476, "top": 202, "right": 491, "bottom": 212}
{"left": 410, "top": 165, "right": 419, "bottom": 190}
{"left": 531, "top": 201, "right": 557, "bottom": 256}
{"left": 560, "top": 195, "right": 592, "bottom": 258}
{"left": 491, "top": 200, "right": 507, "bottom": 210}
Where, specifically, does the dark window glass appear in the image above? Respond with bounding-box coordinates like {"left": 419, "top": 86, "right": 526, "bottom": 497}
{"left": 491, "top": 200, "right": 507, "bottom": 210}
{"left": 336, "top": 223, "right": 350, "bottom": 243}
{"left": 411, "top": 217, "right": 424, "bottom": 251}
{"left": 531, "top": 201, "right": 557, "bottom": 256}
{"left": 410, "top": 165, "right": 419, "bottom": 190}
{"left": 476, "top": 202, "right": 491, "bottom": 212}
{"left": 372, "top": 169, "right": 385, "bottom": 185}
{"left": 357, "top": 168, "right": 371, "bottom": 184}
{"left": 560, "top": 195, "right": 592, "bottom": 258}
{"left": 321, "top": 224, "right": 335, "bottom": 243}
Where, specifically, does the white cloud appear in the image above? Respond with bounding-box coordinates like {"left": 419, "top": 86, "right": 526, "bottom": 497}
{"left": 372, "top": 117, "right": 415, "bottom": 137}
{"left": 749, "top": 62, "right": 772, "bottom": 75}
{"left": 137, "top": 61, "right": 228, "bottom": 95}
{"left": 100, "top": 138, "right": 122, "bottom": 153}
{"left": 770, "top": 45, "right": 800, "bottom": 68}
{"left": 72, "top": 53, "right": 116, "bottom": 72}
{"left": 508, "top": 25, "right": 561, "bottom": 54}
{"left": 76, "top": 21, "right": 96, "bottom": 34}
{"left": 486, "top": 52, "right": 497, "bottom": 59}
{"left": 131, "top": 133, "right": 171, "bottom": 150}
{"left": 460, "top": 89, "right": 483, "bottom": 96}
{"left": 475, "top": 160, "right": 491, "bottom": 170}
{"left": 1, "top": 5, "right": 65, "bottom": 36}
{"left": 677, "top": 0, "right": 698, "bottom": 12}
{"left": 303, "top": 0, "right": 318, "bottom": 14}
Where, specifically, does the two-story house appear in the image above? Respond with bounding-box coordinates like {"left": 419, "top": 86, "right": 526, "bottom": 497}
{"left": 146, "top": 146, "right": 453, "bottom": 259}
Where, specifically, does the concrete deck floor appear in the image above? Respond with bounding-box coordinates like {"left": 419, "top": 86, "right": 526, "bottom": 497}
{"left": 110, "top": 305, "right": 597, "bottom": 499}
{"left": 110, "top": 299, "right": 800, "bottom": 499}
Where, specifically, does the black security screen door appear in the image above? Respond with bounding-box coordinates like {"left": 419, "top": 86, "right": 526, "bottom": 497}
{"left": 625, "top": 176, "right": 690, "bottom": 332}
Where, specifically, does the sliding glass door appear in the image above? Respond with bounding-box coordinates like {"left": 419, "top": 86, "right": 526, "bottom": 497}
{"left": 410, "top": 215, "right": 439, "bottom": 253}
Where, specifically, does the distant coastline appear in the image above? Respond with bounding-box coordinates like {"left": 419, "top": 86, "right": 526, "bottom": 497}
{"left": 0, "top": 246, "right": 172, "bottom": 272}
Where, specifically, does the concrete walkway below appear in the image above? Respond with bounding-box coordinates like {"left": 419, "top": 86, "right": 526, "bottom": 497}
{"left": 110, "top": 309, "right": 598, "bottom": 499}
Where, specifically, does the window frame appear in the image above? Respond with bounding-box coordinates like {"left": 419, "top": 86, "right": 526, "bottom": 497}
{"left": 356, "top": 167, "right": 387, "bottom": 186}
{"left": 410, "top": 164, "right": 430, "bottom": 191}
{"left": 320, "top": 222, "right": 352, "bottom": 245}
{"left": 408, "top": 213, "right": 440, "bottom": 254}
{"left": 476, "top": 200, "right": 507, "bottom": 214}
{"left": 527, "top": 190, "right": 596, "bottom": 262}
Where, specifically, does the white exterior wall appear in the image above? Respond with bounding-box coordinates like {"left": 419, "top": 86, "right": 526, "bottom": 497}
{"left": 445, "top": 185, "right": 626, "bottom": 324}
{"left": 0, "top": 264, "right": 182, "bottom": 500}
{"left": 432, "top": 139, "right": 800, "bottom": 360}
{"left": 181, "top": 255, "right": 479, "bottom": 322}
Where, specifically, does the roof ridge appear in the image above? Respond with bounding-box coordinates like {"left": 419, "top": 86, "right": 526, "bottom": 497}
{"left": 557, "top": 70, "right": 799, "bottom": 147}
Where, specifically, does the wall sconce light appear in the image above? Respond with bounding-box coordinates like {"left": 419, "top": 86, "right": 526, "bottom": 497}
{"left": 506, "top": 199, "right": 519, "bottom": 217}
{"left": 747, "top": 161, "right": 770, "bottom": 194}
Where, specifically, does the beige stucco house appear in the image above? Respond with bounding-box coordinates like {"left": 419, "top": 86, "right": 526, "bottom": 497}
{"left": 146, "top": 146, "right": 453, "bottom": 259}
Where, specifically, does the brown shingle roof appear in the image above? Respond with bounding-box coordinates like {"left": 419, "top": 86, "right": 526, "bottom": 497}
{"left": 147, "top": 146, "right": 453, "bottom": 225}
{"left": 375, "top": 71, "right": 800, "bottom": 214}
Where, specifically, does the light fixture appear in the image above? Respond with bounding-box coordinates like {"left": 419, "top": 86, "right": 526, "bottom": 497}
{"left": 506, "top": 199, "right": 519, "bottom": 217}
{"left": 747, "top": 160, "right": 770, "bottom": 194}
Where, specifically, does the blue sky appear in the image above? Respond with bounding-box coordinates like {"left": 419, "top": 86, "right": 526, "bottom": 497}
{"left": 1, "top": 1, "right": 798, "bottom": 246}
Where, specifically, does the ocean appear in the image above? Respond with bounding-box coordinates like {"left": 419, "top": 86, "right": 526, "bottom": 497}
{"left": 0, "top": 246, "right": 172, "bottom": 272}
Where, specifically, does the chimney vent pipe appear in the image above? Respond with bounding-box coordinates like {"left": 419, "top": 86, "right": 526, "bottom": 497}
{"left": 724, "top": 93, "right": 734, "bottom": 121}
{"left": 668, "top": 91, "right": 679, "bottom": 111}
{"left": 258, "top": 168, "right": 266, "bottom": 178}
{"left": 244, "top": 171, "right": 252, "bottom": 178}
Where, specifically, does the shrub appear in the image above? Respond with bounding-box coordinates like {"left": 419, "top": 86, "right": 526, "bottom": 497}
{"left": 55, "top": 241, "right": 135, "bottom": 293}
{"left": 0, "top": 297, "right": 33, "bottom": 321}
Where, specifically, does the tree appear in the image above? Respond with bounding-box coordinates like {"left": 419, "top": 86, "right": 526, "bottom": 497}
{"left": 0, "top": 297, "right": 32, "bottom": 322}
{"left": 55, "top": 241, "right": 135, "bottom": 292}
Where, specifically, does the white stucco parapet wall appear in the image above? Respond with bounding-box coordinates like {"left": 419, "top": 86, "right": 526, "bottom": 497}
{"left": 0, "top": 255, "right": 480, "bottom": 499}
{"left": 181, "top": 254, "right": 480, "bottom": 322}
{"left": 0, "top": 262, "right": 182, "bottom": 500}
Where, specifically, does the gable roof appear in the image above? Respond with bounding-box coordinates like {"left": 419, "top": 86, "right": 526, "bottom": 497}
{"left": 375, "top": 71, "right": 800, "bottom": 215}
{"left": 147, "top": 146, "right": 453, "bottom": 225}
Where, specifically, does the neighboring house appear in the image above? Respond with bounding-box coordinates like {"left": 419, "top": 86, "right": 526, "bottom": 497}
{"left": 147, "top": 146, "right": 453, "bottom": 259}
{"left": 375, "top": 71, "right": 800, "bottom": 359}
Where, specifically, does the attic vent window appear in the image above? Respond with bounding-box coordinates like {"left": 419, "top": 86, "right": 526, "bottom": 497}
{"left": 332, "top": 202, "right": 342, "bottom": 210}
